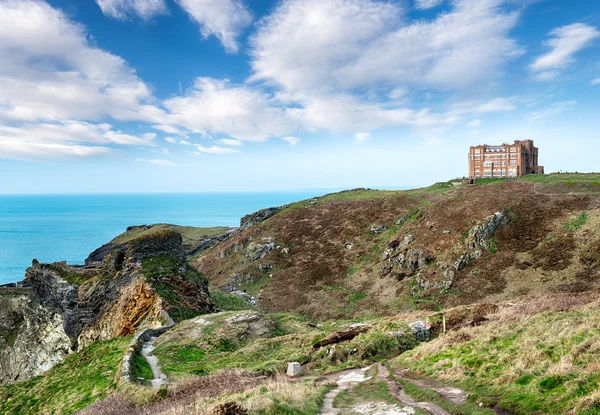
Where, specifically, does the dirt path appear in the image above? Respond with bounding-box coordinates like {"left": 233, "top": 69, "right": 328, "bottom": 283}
{"left": 141, "top": 336, "right": 168, "bottom": 389}
{"left": 319, "top": 363, "right": 471, "bottom": 415}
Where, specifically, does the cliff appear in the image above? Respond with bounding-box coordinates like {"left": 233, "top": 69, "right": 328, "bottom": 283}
{"left": 0, "top": 229, "right": 213, "bottom": 384}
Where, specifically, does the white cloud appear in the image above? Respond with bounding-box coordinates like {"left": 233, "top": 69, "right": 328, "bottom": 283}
{"left": 163, "top": 77, "right": 294, "bottom": 141}
{"left": 467, "top": 119, "right": 481, "bottom": 127}
{"left": 135, "top": 158, "right": 180, "bottom": 167}
{"left": 531, "top": 23, "right": 599, "bottom": 76}
{"left": 96, "top": 0, "right": 167, "bottom": 20}
{"left": 281, "top": 136, "right": 300, "bottom": 146}
{"left": 0, "top": 0, "right": 166, "bottom": 161}
{"left": 218, "top": 138, "right": 243, "bottom": 146}
{"left": 415, "top": 0, "right": 443, "bottom": 10}
{"left": 164, "top": 137, "right": 177, "bottom": 144}
{"left": 529, "top": 100, "right": 576, "bottom": 122}
{"left": 354, "top": 132, "right": 371, "bottom": 143}
{"left": 591, "top": 78, "right": 600, "bottom": 86}
{"left": 195, "top": 145, "right": 240, "bottom": 154}
{"left": 175, "top": 0, "right": 252, "bottom": 53}
{"left": 152, "top": 124, "right": 187, "bottom": 136}
{"left": 0, "top": 122, "right": 155, "bottom": 159}
{"left": 250, "top": 0, "right": 523, "bottom": 93}
{"left": 0, "top": 139, "right": 116, "bottom": 161}
{"left": 179, "top": 139, "right": 192, "bottom": 145}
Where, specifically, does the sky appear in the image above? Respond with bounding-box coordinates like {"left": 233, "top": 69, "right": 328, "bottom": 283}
{"left": 0, "top": 0, "right": 599, "bottom": 194}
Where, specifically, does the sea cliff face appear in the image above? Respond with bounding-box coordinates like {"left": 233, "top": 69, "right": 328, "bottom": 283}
{"left": 0, "top": 229, "right": 213, "bottom": 384}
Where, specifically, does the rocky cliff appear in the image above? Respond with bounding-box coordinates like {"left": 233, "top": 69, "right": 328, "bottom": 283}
{"left": 0, "top": 229, "right": 213, "bottom": 384}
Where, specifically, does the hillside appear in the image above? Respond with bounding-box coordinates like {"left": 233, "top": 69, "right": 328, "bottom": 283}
{"left": 2, "top": 173, "right": 600, "bottom": 415}
{"left": 195, "top": 174, "right": 600, "bottom": 319}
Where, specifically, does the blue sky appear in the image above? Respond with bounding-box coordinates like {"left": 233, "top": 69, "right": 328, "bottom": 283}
{"left": 0, "top": 0, "right": 598, "bottom": 193}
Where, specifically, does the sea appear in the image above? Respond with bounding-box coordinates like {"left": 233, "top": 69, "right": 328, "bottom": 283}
{"left": 0, "top": 191, "right": 328, "bottom": 285}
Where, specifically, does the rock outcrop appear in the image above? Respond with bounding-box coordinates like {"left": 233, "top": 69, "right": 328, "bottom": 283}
{"left": 0, "top": 229, "right": 213, "bottom": 384}
{"left": 240, "top": 206, "right": 287, "bottom": 230}
{"left": 455, "top": 212, "right": 509, "bottom": 271}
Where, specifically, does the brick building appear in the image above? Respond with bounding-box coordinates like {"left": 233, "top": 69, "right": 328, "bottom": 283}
{"left": 468, "top": 139, "right": 544, "bottom": 179}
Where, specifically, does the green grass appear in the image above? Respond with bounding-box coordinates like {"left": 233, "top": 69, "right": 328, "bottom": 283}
{"left": 334, "top": 380, "right": 397, "bottom": 408}
{"left": 141, "top": 255, "right": 210, "bottom": 322}
{"left": 110, "top": 224, "right": 232, "bottom": 249}
{"left": 518, "top": 173, "right": 600, "bottom": 184}
{"left": 210, "top": 289, "right": 258, "bottom": 311}
{"left": 154, "top": 312, "right": 418, "bottom": 381}
{"left": 0, "top": 336, "right": 131, "bottom": 415}
{"left": 130, "top": 351, "right": 153, "bottom": 385}
{"left": 396, "top": 306, "right": 600, "bottom": 414}
{"left": 562, "top": 212, "right": 589, "bottom": 233}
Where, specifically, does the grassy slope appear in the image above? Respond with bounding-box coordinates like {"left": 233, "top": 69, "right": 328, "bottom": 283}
{"left": 0, "top": 337, "right": 131, "bottom": 415}
{"left": 196, "top": 173, "right": 600, "bottom": 320}
{"left": 396, "top": 299, "right": 600, "bottom": 415}
{"left": 153, "top": 311, "right": 418, "bottom": 381}
{"left": 110, "top": 224, "right": 232, "bottom": 248}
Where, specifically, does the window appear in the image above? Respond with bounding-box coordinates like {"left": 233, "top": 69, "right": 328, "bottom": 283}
{"left": 510, "top": 160, "right": 516, "bottom": 166}
{"left": 475, "top": 170, "right": 480, "bottom": 177}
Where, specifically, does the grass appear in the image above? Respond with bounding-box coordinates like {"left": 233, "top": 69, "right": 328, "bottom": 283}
{"left": 141, "top": 255, "right": 210, "bottom": 322}
{"left": 334, "top": 380, "right": 397, "bottom": 408}
{"left": 395, "top": 301, "right": 600, "bottom": 414}
{"left": 110, "top": 224, "right": 232, "bottom": 250}
{"left": 518, "top": 173, "right": 600, "bottom": 184}
{"left": 185, "top": 376, "right": 330, "bottom": 415}
{"left": 153, "top": 311, "right": 418, "bottom": 381}
{"left": 130, "top": 351, "right": 153, "bottom": 386}
{"left": 210, "top": 289, "right": 259, "bottom": 311}
{"left": 563, "top": 212, "right": 589, "bottom": 233}
{"left": 0, "top": 336, "right": 131, "bottom": 415}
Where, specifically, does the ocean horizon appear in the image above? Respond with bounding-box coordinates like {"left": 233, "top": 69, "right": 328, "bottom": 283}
{"left": 0, "top": 190, "right": 339, "bottom": 285}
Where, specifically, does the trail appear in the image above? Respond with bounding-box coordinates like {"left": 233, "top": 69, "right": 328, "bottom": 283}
{"left": 141, "top": 336, "right": 168, "bottom": 389}
{"left": 319, "top": 363, "right": 470, "bottom": 415}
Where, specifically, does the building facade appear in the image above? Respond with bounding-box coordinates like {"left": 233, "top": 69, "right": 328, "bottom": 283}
{"left": 468, "top": 139, "right": 544, "bottom": 179}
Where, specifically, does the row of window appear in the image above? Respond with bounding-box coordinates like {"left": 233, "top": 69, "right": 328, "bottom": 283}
{"left": 475, "top": 161, "right": 518, "bottom": 166}
{"left": 475, "top": 169, "right": 518, "bottom": 178}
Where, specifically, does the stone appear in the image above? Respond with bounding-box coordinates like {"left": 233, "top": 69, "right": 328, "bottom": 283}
{"left": 286, "top": 362, "right": 302, "bottom": 377}
{"left": 370, "top": 225, "right": 386, "bottom": 234}
{"left": 240, "top": 206, "right": 287, "bottom": 230}
{"left": 442, "top": 230, "right": 451, "bottom": 235}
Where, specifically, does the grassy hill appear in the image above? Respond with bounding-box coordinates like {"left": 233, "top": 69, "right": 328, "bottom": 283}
{"left": 195, "top": 174, "right": 600, "bottom": 319}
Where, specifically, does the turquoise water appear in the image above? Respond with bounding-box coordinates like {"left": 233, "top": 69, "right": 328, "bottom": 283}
{"left": 0, "top": 192, "right": 325, "bottom": 285}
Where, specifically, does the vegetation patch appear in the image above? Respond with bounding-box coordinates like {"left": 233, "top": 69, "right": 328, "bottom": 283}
{"left": 563, "top": 212, "right": 588, "bottom": 233}
{"left": 395, "top": 302, "right": 600, "bottom": 414}
{"left": 211, "top": 289, "right": 258, "bottom": 311}
{"left": 0, "top": 337, "right": 131, "bottom": 415}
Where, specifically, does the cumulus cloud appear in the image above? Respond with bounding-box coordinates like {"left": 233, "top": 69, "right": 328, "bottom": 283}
{"left": 250, "top": 0, "right": 523, "bottom": 93}
{"left": 163, "top": 77, "right": 294, "bottom": 141}
{"left": 354, "top": 132, "right": 371, "bottom": 143}
{"left": 179, "top": 139, "right": 192, "bottom": 145}
{"left": 96, "top": 0, "right": 167, "bottom": 20}
{"left": 218, "top": 138, "right": 243, "bottom": 146}
{"left": 195, "top": 145, "right": 240, "bottom": 154}
{"left": 175, "top": 0, "right": 252, "bottom": 53}
{"left": 591, "top": 78, "right": 600, "bottom": 86}
{"left": 415, "top": 0, "right": 443, "bottom": 10}
{"left": 0, "top": 0, "right": 166, "bottom": 160}
{"left": 281, "top": 136, "right": 300, "bottom": 146}
{"left": 531, "top": 23, "right": 599, "bottom": 78}
{"left": 468, "top": 119, "right": 482, "bottom": 127}
{"left": 164, "top": 137, "right": 177, "bottom": 144}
